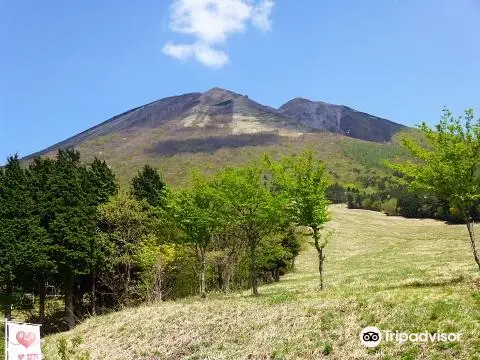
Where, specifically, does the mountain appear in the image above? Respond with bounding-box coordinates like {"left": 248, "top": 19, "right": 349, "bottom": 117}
{"left": 25, "top": 88, "right": 410, "bottom": 184}
{"left": 279, "top": 98, "right": 405, "bottom": 142}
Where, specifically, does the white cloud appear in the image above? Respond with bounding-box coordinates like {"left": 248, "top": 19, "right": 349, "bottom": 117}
{"left": 251, "top": 0, "right": 274, "bottom": 31}
{"left": 163, "top": 0, "right": 275, "bottom": 68}
{"left": 163, "top": 42, "right": 229, "bottom": 68}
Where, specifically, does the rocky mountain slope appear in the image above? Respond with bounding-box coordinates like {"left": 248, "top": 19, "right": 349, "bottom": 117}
{"left": 279, "top": 98, "right": 405, "bottom": 142}
{"left": 25, "top": 88, "right": 410, "bottom": 184}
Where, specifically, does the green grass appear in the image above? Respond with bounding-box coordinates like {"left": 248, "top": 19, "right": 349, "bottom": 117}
{"left": 42, "top": 205, "right": 480, "bottom": 359}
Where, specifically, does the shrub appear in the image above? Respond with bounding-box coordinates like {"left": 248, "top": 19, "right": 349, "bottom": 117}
{"left": 382, "top": 198, "right": 398, "bottom": 216}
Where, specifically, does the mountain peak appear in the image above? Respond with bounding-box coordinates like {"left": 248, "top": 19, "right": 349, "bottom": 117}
{"left": 204, "top": 87, "right": 240, "bottom": 96}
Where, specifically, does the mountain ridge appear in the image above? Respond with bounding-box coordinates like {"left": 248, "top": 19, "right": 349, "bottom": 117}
{"left": 22, "top": 88, "right": 411, "bottom": 186}
{"left": 25, "top": 87, "right": 406, "bottom": 160}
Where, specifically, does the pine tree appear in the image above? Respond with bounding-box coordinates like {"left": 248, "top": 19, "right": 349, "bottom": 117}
{"left": 0, "top": 155, "right": 35, "bottom": 319}
{"left": 48, "top": 149, "right": 97, "bottom": 329}
{"left": 131, "top": 165, "right": 166, "bottom": 207}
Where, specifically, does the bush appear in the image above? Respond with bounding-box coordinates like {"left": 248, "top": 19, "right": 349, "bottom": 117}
{"left": 382, "top": 198, "right": 398, "bottom": 216}
{"left": 326, "top": 183, "right": 347, "bottom": 204}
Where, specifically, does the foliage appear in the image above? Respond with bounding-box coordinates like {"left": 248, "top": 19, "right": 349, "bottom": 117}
{"left": 390, "top": 108, "right": 480, "bottom": 269}
{"left": 269, "top": 150, "right": 331, "bottom": 289}
{"left": 0, "top": 150, "right": 117, "bottom": 328}
{"left": 213, "top": 163, "right": 287, "bottom": 295}
{"left": 256, "top": 228, "right": 301, "bottom": 282}
{"left": 342, "top": 139, "right": 411, "bottom": 169}
{"left": 131, "top": 165, "right": 166, "bottom": 208}
{"left": 390, "top": 108, "right": 480, "bottom": 211}
{"left": 169, "top": 172, "right": 226, "bottom": 297}
{"left": 97, "top": 191, "right": 159, "bottom": 306}
{"left": 326, "top": 183, "right": 347, "bottom": 204}
{"left": 0, "top": 150, "right": 305, "bottom": 331}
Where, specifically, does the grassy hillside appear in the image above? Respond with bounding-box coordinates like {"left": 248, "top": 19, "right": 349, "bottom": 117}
{"left": 63, "top": 130, "right": 413, "bottom": 187}
{"left": 42, "top": 205, "right": 480, "bottom": 359}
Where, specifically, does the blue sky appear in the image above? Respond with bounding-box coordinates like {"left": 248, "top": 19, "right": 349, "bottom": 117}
{"left": 1, "top": 0, "right": 479, "bottom": 160}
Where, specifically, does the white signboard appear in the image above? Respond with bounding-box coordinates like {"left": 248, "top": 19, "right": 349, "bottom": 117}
{"left": 5, "top": 321, "right": 42, "bottom": 360}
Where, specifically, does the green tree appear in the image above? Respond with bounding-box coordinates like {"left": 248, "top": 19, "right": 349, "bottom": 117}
{"left": 131, "top": 165, "right": 166, "bottom": 208}
{"left": 170, "top": 173, "right": 224, "bottom": 298}
{"left": 48, "top": 149, "right": 99, "bottom": 329}
{"left": 26, "top": 157, "right": 57, "bottom": 324}
{"left": 87, "top": 158, "right": 118, "bottom": 205}
{"left": 97, "top": 192, "right": 157, "bottom": 306}
{"left": 390, "top": 108, "right": 480, "bottom": 270}
{"left": 0, "top": 155, "right": 33, "bottom": 319}
{"left": 86, "top": 157, "right": 118, "bottom": 314}
{"left": 214, "top": 164, "right": 284, "bottom": 295}
{"left": 269, "top": 151, "right": 331, "bottom": 289}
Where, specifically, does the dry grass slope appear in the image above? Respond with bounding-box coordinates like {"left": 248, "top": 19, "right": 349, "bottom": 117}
{"left": 43, "top": 205, "right": 480, "bottom": 359}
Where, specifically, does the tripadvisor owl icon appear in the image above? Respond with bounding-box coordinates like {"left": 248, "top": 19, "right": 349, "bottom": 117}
{"left": 360, "top": 326, "right": 382, "bottom": 347}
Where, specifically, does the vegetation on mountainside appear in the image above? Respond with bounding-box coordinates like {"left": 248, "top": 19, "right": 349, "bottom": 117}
{"left": 72, "top": 131, "right": 412, "bottom": 187}
{"left": 0, "top": 150, "right": 319, "bottom": 330}
{"left": 41, "top": 205, "right": 480, "bottom": 360}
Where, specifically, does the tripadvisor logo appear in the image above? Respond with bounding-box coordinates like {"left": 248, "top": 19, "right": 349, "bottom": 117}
{"left": 360, "top": 326, "right": 382, "bottom": 348}
{"left": 360, "top": 326, "right": 462, "bottom": 347}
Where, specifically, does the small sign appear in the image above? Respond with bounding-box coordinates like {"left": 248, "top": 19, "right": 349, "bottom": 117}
{"left": 5, "top": 320, "right": 42, "bottom": 360}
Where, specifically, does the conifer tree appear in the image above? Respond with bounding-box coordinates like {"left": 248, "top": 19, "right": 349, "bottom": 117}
{"left": 131, "top": 165, "right": 166, "bottom": 208}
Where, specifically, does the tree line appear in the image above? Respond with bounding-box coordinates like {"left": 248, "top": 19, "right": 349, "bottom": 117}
{"left": 0, "top": 150, "right": 331, "bottom": 330}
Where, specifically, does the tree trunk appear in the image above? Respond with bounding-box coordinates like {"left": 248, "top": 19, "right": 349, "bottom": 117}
{"left": 318, "top": 248, "right": 325, "bottom": 290}
{"left": 274, "top": 267, "right": 280, "bottom": 282}
{"left": 65, "top": 277, "right": 75, "bottom": 330}
{"left": 199, "top": 250, "right": 207, "bottom": 298}
{"left": 91, "top": 271, "right": 97, "bottom": 316}
{"left": 154, "top": 262, "right": 162, "bottom": 301}
{"left": 250, "top": 243, "right": 258, "bottom": 296}
{"left": 312, "top": 226, "right": 325, "bottom": 289}
{"left": 4, "top": 283, "right": 12, "bottom": 320}
{"left": 39, "top": 281, "right": 47, "bottom": 324}
{"left": 465, "top": 215, "right": 480, "bottom": 270}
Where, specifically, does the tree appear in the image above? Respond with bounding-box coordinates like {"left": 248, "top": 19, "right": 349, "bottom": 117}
{"left": 26, "top": 157, "right": 57, "bottom": 324}
{"left": 256, "top": 230, "right": 300, "bottom": 283}
{"left": 86, "top": 158, "right": 118, "bottom": 315}
{"left": 87, "top": 158, "right": 118, "bottom": 205}
{"left": 213, "top": 164, "right": 284, "bottom": 295}
{"left": 131, "top": 165, "right": 166, "bottom": 208}
{"left": 170, "top": 173, "right": 224, "bottom": 298}
{"left": 47, "top": 149, "right": 100, "bottom": 329}
{"left": 390, "top": 108, "right": 480, "bottom": 270}
{"left": 97, "top": 192, "right": 157, "bottom": 307}
{"left": 0, "top": 155, "right": 33, "bottom": 319}
{"left": 269, "top": 151, "right": 331, "bottom": 289}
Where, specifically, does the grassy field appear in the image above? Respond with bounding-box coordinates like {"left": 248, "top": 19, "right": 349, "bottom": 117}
{"left": 42, "top": 205, "right": 480, "bottom": 359}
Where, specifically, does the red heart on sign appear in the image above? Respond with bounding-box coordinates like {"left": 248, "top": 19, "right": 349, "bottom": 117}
{"left": 18, "top": 355, "right": 25, "bottom": 360}
{"left": 16, "top": 331, "right": 36, "bottom": 348}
